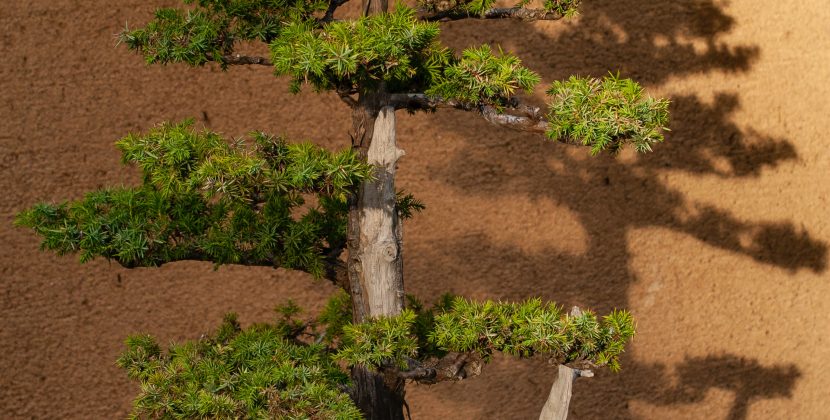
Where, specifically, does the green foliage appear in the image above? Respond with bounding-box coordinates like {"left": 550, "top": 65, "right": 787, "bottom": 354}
{"left": 336, "top": 296, "right": 636, "bottom": 372}
{"left": 545, "top": 73, "right": 671, "bottom": 154}
{"left": 425, "top": 45, "right": 540, "bottom": 106}
{"left": 395, "top": 191, "right": 425, "bottom": 220}
{"left": 318, "top": 290, "right": 353, "bottom": 343}
{"left": 15, "top": 121, "right": 372, "bottom": 274}
{"left": 542, "top": 0, "right": 581, "bottom": 17}
{"left": 121, "top": 0, "right": 327, "bottom": 67}
{"left": 38, "top": 1, "right": 659, "bottom": 416}
{"left": 119, "top": 2, "right": 669, "bottom": 157}
{"left": 117, "top": 314, "right": 361, "bottom": 419}
{"left": 117, "top": 120, "right": 370, "bottom": 200}
{"left": 269, "top": 7, "right": 539, "bottom": 103}
{"left": 335, "top": 310, "right": 420, "bottom": 369}
{"left": 117, "top": 294, "right": 633, "bottom": 418}
{"left": 270, "top": 6, "right": 448, "bottom": 93}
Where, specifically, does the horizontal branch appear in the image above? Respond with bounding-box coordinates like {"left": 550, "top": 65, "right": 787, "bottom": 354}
{"left": 389, "top": 93, "right": 472, "bottom": 112}
{"left": 389, "top": 93, "right": 594, "bottom": 146}
{"left": 116, "top": 247, "right": 348, "bottom": 289}
{"left": 337, "top": 91, "right": 358, "bottom": 108}
{"left": 397, "top": 353, "right": 482, "bottom": 384}
{"left": 220, "top": 54, "right": 272, "bottom": 66}
{"left": 397, "top": 351, "right": 597, "bottom": 386}
{"left": 480, "top": 103, "right": 549, "bottom": 133}
{"left": 422, "top": 8, "right": 565, "bottom": 22}
{"left": 391, "top": 93, "right": 572, "bottom": 136}
{"left": 205, "top": 53, "right": 272, "bottom": 66}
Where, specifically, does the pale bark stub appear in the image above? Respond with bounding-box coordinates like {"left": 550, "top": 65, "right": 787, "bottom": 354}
{"left": 359, "top": 105, "right": 405, "bottom": 317}
{"left": 539, "top": 365, "right": 592, "bottom": 420}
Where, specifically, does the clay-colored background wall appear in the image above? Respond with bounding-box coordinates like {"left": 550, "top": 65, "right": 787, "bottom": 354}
{"left": 2, "top": 1, "right": 828, "bottom": 418}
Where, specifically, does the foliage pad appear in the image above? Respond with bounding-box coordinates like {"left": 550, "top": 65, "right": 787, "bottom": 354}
{"left": 15, "top": 121, "right": 372, "bottom": 274}
{"left": 337, "top": 296, "right": 636, "bottom": 372}
{"left": 117, "top": 314, "right": 362, "bottom": 419}
{"left": 121, "top": 0, "right": 328, "bottom": 67}
{"left": 546, "top": 74, "right": 671, "bottom": 154}
{"left": 118, "top": 294, "right": 634, "bottom": 418}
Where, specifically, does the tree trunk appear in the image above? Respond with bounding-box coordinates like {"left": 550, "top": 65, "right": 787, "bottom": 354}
{"left": 345, "top": 0, "right": 406, "bottom": 416}
{"left": 538, "top": 366, "right": 593, "bottom": 420}
{"left": 347, "top": 102, "right": 407, "bottom": 419}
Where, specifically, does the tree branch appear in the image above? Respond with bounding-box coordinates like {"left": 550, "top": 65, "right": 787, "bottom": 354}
{"left": 395, "top": 352, "right": 483, "bottom": 384}
{"left": 338, "top": 91, "right": 359, "bottom": 108}
{"left": 480, "top": 103, "right": 549, "bottom": 133}
{"left": 421, "top": 8, "right": 565, "bottom": 22}
{"left": 323, "top": 0, "right": 350, "bottom": 22}
{"left": 390, "top": 93, "right": 472, "bottom": 112}
{"left": 207, "top": 54, "right": 272, "bottom": 66}
{"left": 116, "top": 249, "right": 348, "bottom": 289}
{"left": 390, "top": 93, "right": 558, "bottom": 136}
{"left": 389, "top": 93, "right": 600, "bottom": 147}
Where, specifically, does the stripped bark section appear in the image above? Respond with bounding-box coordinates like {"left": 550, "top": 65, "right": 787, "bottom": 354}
{"left": 539, "top": 365, "right": 594, "bottom": 420}
{"left": 359, "top": 106, "right": 405, "bottom": 317}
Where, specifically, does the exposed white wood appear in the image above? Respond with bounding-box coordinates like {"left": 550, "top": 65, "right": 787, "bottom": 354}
{"left": 539, "top": 365, "right": 594, "bottom": 420}
{"left": 359, "top": 105, "right": 405, "bottom": 317}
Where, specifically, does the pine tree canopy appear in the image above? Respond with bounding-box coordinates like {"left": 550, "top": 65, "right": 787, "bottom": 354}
{"left": 117, "top": 294, "right": 634, "bottom": 418}
{"left": 120, "top": 2, "right": 669, "bottom": 154}
{"left": 17, "top": 0, "right": 669, "bottom": 417}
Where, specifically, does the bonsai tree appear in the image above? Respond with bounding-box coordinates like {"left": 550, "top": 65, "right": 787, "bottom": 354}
{"left": 16, "top": 0, "right": 668, "bottom": 418}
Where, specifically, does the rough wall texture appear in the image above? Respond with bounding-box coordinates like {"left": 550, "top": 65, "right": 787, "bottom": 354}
{"left": 2, "top": 1, "right": 828, "bottom": 418}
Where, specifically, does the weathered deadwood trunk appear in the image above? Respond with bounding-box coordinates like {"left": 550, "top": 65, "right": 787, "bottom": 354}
{"left": 356, "top": 105, "right": 405, "bottom": 316}
{"left": 345, "top": 0, "right": 406, "bottom": 415}
{"left": 347, "top": 98, "right": 406, "bottom": 418}
{"left": 538, "top": 365, "right": 593, "bottom": 420}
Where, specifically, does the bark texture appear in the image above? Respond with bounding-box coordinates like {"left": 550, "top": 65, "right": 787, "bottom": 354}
{"left": 347, "top": 0, "right": 406, "bottom": 417}
{"left": 358, "top": 105, "right": 405, "bottom": 316}
{"left": 538, "top": 365, "right": 593, "bottom": 420}
{"left": 347, "top": 103, "right": 407, "bottom": 420}
{"left": 348, "top": 103, "right": 407, "bottom": 419}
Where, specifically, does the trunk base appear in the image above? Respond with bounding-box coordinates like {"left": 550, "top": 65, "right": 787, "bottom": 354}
{"left": 351, "top": 366, "right": 405, "bottom": 420}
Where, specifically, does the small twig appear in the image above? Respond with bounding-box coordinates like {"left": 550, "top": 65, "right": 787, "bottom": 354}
{"left": 338, "top": 92, "right": 359, "bottom": 108}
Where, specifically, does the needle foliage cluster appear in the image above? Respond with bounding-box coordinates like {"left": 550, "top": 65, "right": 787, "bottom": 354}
{"left": 270, "top": 6, "right": 446, "bottom": 93}
{"left": 15, "top": 121, "right": 371, "bottom": 274}
{"left": 336, "top": 295, "right": 636, "bottom": 372}
{"left": 117, "top": 314, "right": 361, "bottom": 419}
{"left": 121, "top": 2, "right": 667, "bottom": 154}
{"left": 117, "top": 293, "right": 634, "bottom": 418}
{"left": 546, "top": 74, "right": 671, "bottom": 154}
{"left": 121, "top": 0, "right": 328, "bottom": 67}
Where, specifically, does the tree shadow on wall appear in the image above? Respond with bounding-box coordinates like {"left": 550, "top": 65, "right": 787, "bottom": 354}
{"left": 652, "top": 355, "right": 801, "bottom": 420}
{"left": 408, "top": 0, "right": 824, "bottom": 418}
{"left": 575, "top": 355, "right": 802, "bottom": 420}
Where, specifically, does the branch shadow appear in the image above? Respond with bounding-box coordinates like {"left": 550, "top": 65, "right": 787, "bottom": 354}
{"left": 441, "top": 0, "right": 760, "bottom": 82}
{"left": 658, "top": 355, "right": 801, "bottom": 420}
{"left": 616, "top": 355, "right": 801, "bottom": 420}
{"left": 405, "top": 0, "right": 823, "bottom": 417}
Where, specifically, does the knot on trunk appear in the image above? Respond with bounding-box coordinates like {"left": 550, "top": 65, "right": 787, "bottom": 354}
{"left": 381, "top": 242, "right": 398, "bottom": 261}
